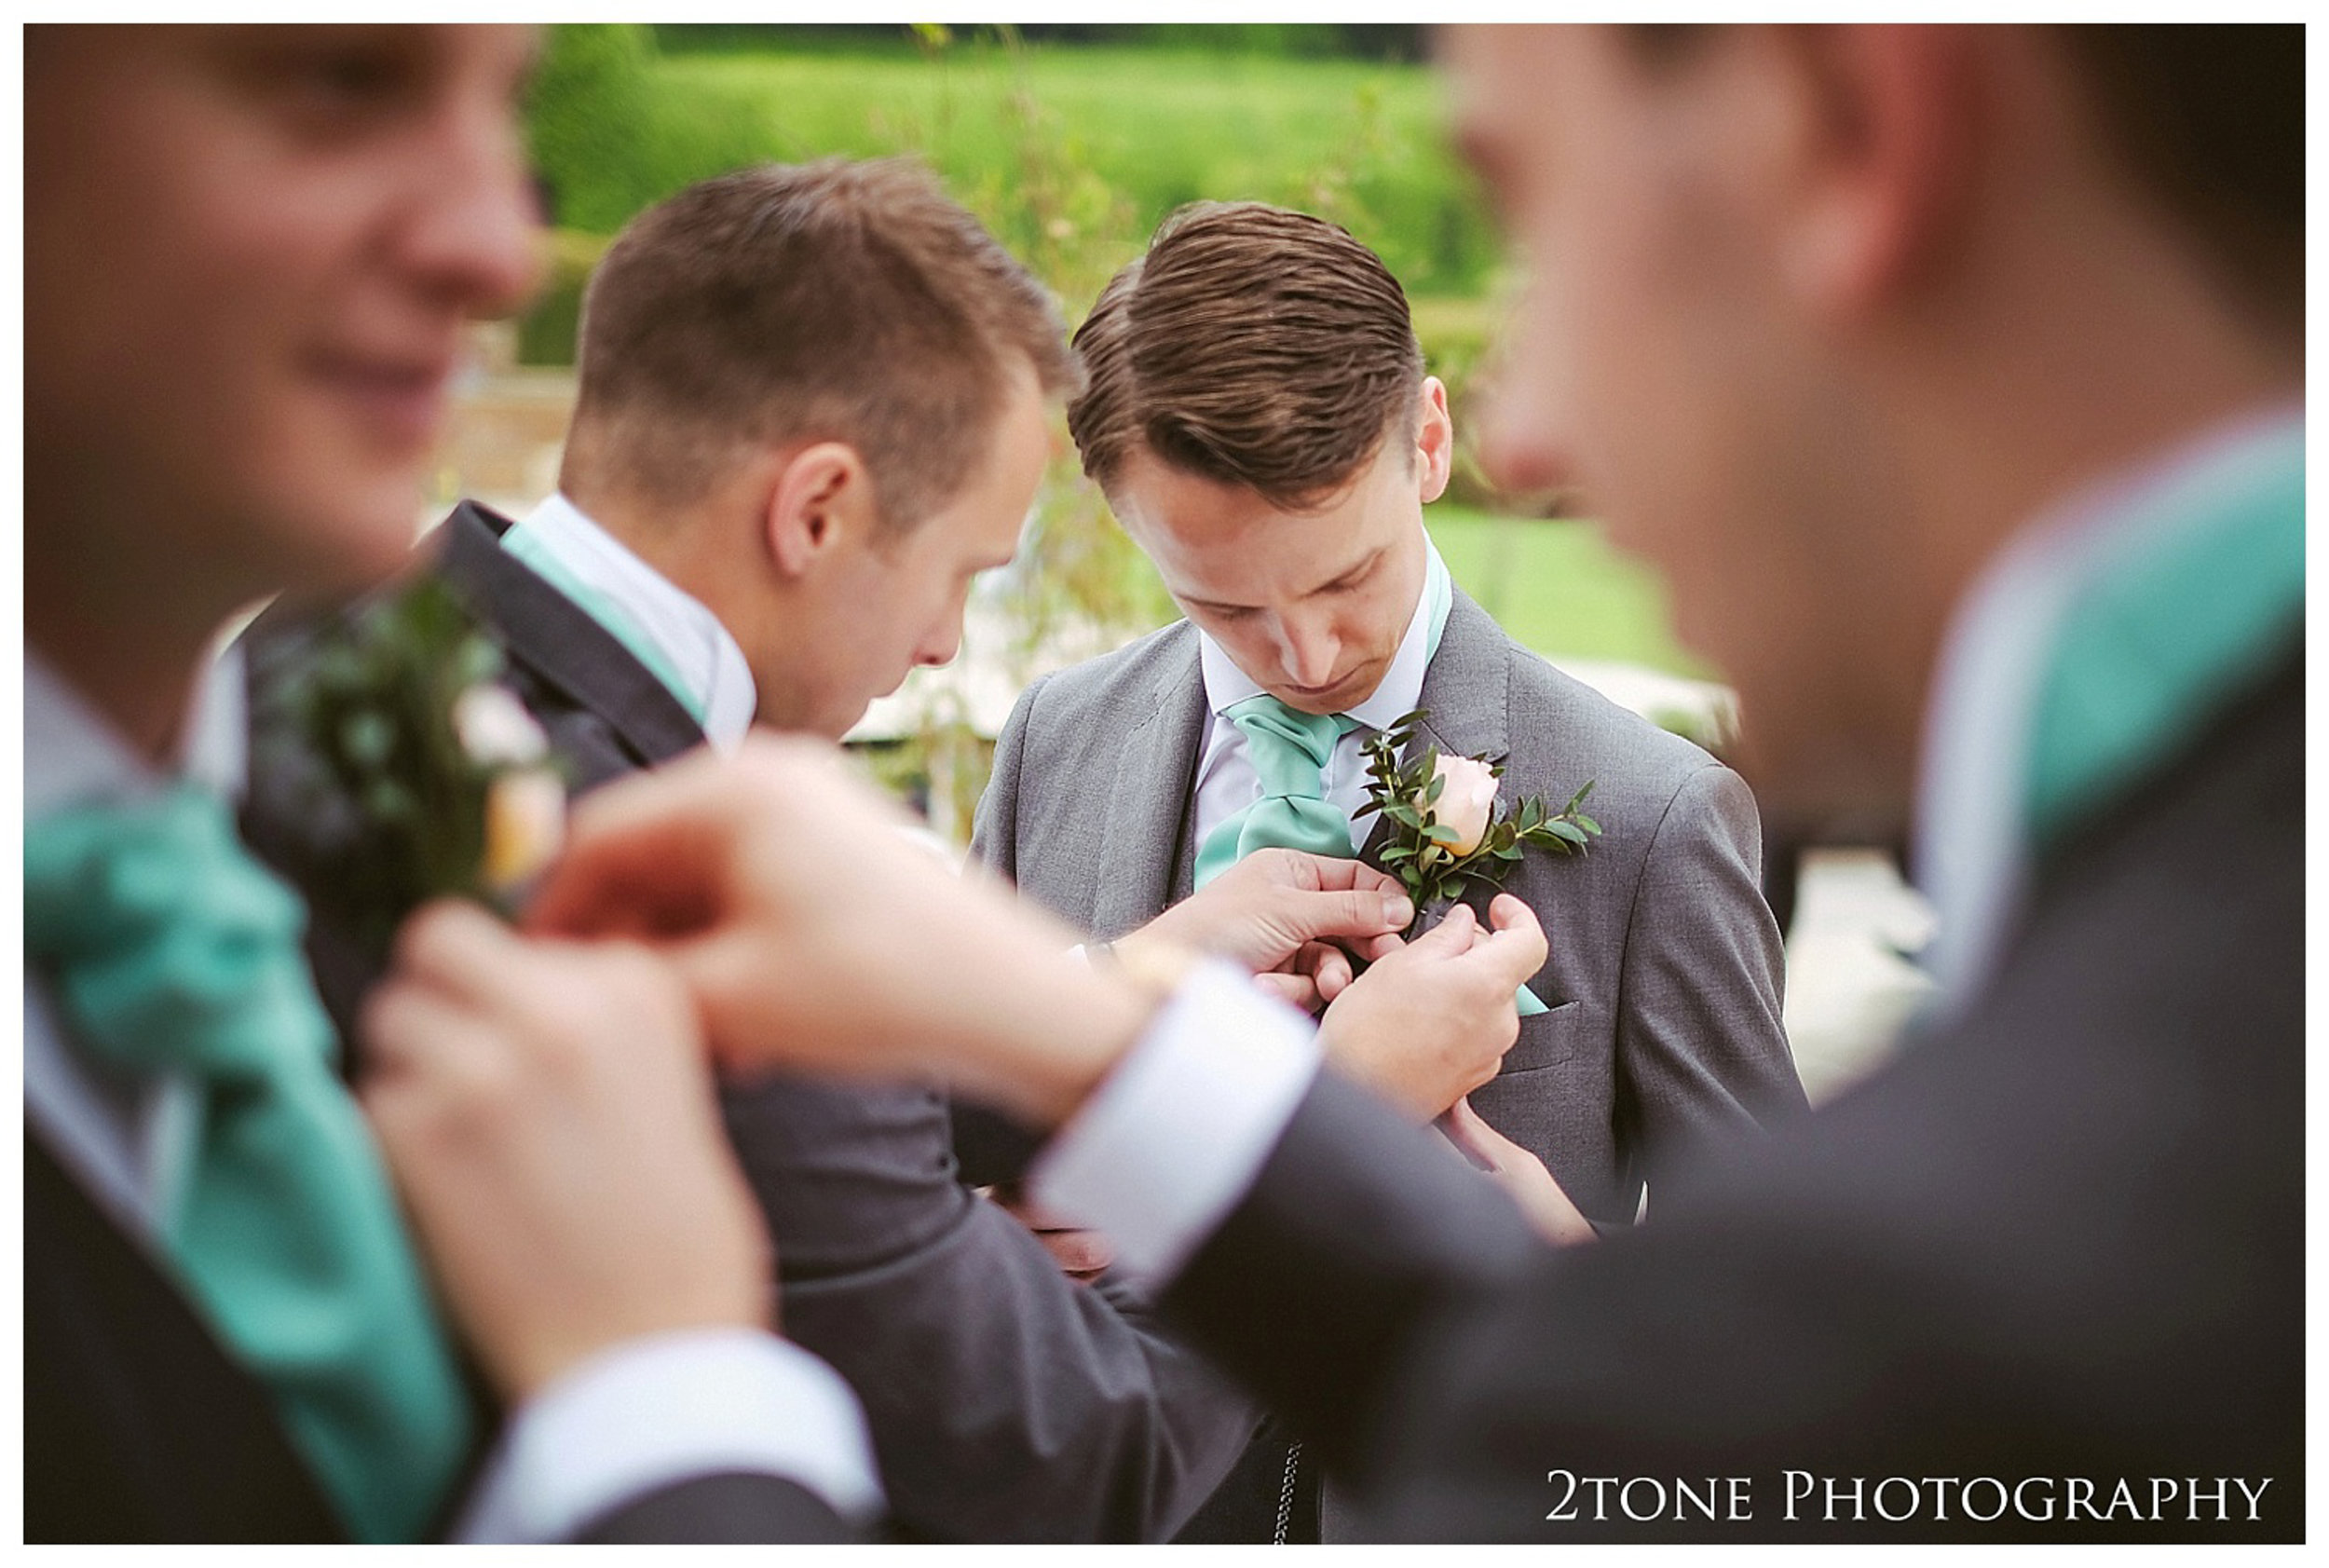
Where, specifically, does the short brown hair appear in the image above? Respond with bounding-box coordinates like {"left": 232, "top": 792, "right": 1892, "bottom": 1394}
{"left": 1067, "top": 202, "right": 1423, "bottom": 508}
{"left": 565, "top": 158, "right": 1079, "bottom": 524}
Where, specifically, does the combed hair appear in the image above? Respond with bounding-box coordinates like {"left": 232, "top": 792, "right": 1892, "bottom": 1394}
{"left": 1068, "top": 202, "right": 1423, "bottom": 508}
{"left": 565, "top": 157, "right": 1080, "bottom": 525}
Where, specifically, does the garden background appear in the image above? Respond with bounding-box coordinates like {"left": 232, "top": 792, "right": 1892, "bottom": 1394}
{"left": 440, "top": 22, "right": 1721, "bottom": 836}
{"left": 429, "top": 22, "right": 1927, "bottom": 1103}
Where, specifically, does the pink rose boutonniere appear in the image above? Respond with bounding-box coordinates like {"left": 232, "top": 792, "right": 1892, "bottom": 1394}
{"left": 1355, "top": 707, "right": 1600, "bottom": 937}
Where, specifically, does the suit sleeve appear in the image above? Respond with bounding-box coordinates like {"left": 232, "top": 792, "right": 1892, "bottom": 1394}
{"left": 724, "top": 1074, "right": 1260, "bottom": 1542}
{"left": 1613, "top": 762, "right": 1807, "bottom": 1199}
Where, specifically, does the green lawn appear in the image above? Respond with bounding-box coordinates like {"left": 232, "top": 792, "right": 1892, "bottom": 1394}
{"left": 1426, "top": 505, "right": 1710, "bottom": 678}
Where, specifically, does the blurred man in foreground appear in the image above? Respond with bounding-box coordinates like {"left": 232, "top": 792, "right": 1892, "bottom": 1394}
{"left": 448, "top": 23, "right": 2297, "bottom": 1540}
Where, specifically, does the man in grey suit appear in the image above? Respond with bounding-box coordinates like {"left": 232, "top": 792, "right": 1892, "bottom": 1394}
{"left": 970, "top": 200, "right": 1805, "bottom": 1537}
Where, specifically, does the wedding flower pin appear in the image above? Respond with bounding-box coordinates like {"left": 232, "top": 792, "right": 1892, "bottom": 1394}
{"left": 262, "top": 576, "right": 567, "bottom": 958}
{"left": 1354, "top": 707, "right": 1600, "bottom": 934}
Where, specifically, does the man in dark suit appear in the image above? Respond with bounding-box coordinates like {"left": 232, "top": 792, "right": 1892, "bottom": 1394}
{"left": 25, "top": 25, "right": 875, "bottom": 1542}
{"left": 245, "top": 158, "right": 1512, "bottom": 1541}
{"left": 496, "top": 23, "right": 2300, "bottom": 1542}
{"left": 971, "top": 200, "right": 1805, "bottom": 1539}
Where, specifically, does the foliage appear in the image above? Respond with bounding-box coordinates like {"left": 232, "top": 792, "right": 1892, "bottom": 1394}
{"left": 519, "top": 25, "right": 1493, "bottom": 307}
{"left": 1354, "top": 709, "right": 1601, "bottom": 917}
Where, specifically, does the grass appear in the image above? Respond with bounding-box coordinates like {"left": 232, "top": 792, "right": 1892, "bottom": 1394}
{"left": 1425, "top": 504, "right": 1712, "bottom": 678}
{"left": 635, "top": 43, "right": 1495, "bottom": 295}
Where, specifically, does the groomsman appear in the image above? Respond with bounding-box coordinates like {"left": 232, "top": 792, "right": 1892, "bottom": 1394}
{"left": 495, "top": 22, "right": 2301, "bottom": 1541}
{"left": 23, "top": 24, "right": 881, "bottom": 1541}
{"left": 970, "top": 199, "right": 1806, "bottom": 1538}
{"left": 243, "top": 157, "right": 1528, "bottom": 1539}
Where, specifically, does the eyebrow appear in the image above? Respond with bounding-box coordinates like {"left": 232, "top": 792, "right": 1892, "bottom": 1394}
{"left": 1184, "top": 547, "right": 1386, "bottom": 614}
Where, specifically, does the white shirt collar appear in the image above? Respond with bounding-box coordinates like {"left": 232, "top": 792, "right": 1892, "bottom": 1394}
{"left": 1912, "top": 401, "right": 2305, "bottom": 1016}
{"left": 1196, "top": 531, "right": 1450, "bottom": 733}
{"left": 513, "top": 494, "right": 760, "bottom": 752}
{"left": 26, "top": 642, "right": 246, "bottom": 817}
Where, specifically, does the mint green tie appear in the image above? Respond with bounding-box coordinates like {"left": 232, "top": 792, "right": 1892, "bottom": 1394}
{"left": 24, "top": 784, "right": 471, "bottom": 1541}
{"left": 1194, "top": 696, "right": 1361, "bottom": 889}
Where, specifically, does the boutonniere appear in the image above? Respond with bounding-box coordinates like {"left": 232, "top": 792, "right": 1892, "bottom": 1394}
{"left": 1355, "top": 707, "right": 1600, "bottom": 934}
{"left": 262, "top": 576, "right": 567, "bottom": 958}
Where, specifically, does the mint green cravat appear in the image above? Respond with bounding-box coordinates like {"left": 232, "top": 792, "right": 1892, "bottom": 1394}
{"left": 2025, "top": 435, "right": 2302, "bottom": 849}
{"left": 24, "top": 784, "right": 471, "bottom": 1541}
{"left": 1193, "top": 698, "right": 1362, "bottom": 889}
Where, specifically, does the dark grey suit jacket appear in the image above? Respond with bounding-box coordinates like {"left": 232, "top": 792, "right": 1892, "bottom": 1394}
{"left": 240, "top": 500, "right": 1258, "bottom": 1543}
{"left": 1157, "top": 648, "right": 2303, "bottom": 1541}
{"left": 973, "top": 591, "right": 1806, "bottom": 1225}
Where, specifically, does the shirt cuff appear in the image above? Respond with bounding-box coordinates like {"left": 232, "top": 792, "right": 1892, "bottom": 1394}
{"left": 1028, "top": 961, "right": 1323, "bottom": 1286}
{"left": 457, "top": 1326, "right": 884, "bottom": 1542}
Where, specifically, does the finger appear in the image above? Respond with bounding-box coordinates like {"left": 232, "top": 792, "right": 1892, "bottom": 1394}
{"left": 1477, "top": 895, "right": 1550, "bottom": 986}
{"left": 390, "top": 900, "right": 533, "bottom": 1009}
{"left": 1282, "top": 853, "right": 1407, "bottom": 898}
{"left": 360, "top": 980, "right": 488, "bottom": 1084}
{"left": 1275, "top": 886, "right": 1415, "bottom": 946}
{"left": 1251, "top": 970, "right": 1322, "bottom": 1012}
{"left": 1038, "top": 1229, "right": 1117, "bottom": 1277}
{"left": 1350, "top": 930, "right": 1407, "bottom": 965}
{"left": 1300, "top": 941, "right": 1355, "bottom": 1003}
{"left": 1442, "top": 1095, "right": 1514, "bottom": 1171}
{"left": 525, "top": 758, "right": 749, "bottom": 940}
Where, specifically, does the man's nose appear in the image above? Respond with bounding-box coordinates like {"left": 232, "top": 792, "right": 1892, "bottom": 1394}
{"left": 1273, "top": 616, "right": 1340, "bottom": 689}
{"left": 1477, "top": 375, "right": 1579, "bottom": 498}
{"left": 916, "top": 612, "right": 965, "bottom": 671}
{"left": 401, "top": 99, "right": 545, "bottom": 320}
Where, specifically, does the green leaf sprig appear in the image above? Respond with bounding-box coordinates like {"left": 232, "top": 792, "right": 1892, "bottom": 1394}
{"left": 1352, "top": 707, "right": 1601, "bottom": 913}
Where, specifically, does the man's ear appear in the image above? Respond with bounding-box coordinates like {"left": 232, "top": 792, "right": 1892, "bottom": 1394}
{"left": 763, "top": 442, "right": 876, "bottom": 579}
{"left": 1772, "top": 25, "right": 1980, "bottom": 320}
{"left": 1414, "top": 376, "right": 1455, "bottom": 506}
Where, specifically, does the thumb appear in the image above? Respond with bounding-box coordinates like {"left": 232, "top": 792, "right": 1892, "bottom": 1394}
{"left": 1473, "top": 894, "right": 1549, "bottom": 989}
{"left": 1407, "top": 901, "right": 1478, "bottom": 956}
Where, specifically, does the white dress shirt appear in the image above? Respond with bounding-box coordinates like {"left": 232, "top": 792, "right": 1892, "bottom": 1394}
{"left": 504, "top": 492, "right": 759, "bottom": 753}
{"left": 1191, "top": 533, "right": 1454, "bottom": 853}
{"left": 23, "top": 649, "right": 878, "bottom": 1539}
{"left": 1032, "top": 408, "right": 2303, "bottom": 1290}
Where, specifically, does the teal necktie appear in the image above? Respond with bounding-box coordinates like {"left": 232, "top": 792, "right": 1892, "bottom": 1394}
{"left": 1193, "top": 696, "right": 1361, "bottom": 889}
{"left": 24, "top": 784, "right": 471, "bottom": 1541}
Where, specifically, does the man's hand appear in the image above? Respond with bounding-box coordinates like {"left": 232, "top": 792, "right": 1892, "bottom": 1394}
{"left": 526, "top": 736, "right": 1156, "bottom": 1127}
{"left": 1123, "top": 850, "right": 1411, "bottom": 1010}
{"left": 360, "top": 903, "right": 770, "bottom": 1402}
{"left": 1314, "top": 894, "right": 1548, "bottom": 1122}
{"left": 1443, "top": 1097, "right": 1598, "bottom": 1248}
{"left": 986, "top": 1183, "right": 1117, "bottom": 1284}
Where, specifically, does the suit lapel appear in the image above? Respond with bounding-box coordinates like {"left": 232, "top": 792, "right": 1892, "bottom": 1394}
{"left": 1088, "top": 631, "right": 1209, "bottom": 940}
{"left": 1360, "top": 589, "right": 1513, "bottom": 869}
{"left": 432, "top": 502, "right": 707, "bottom": 769}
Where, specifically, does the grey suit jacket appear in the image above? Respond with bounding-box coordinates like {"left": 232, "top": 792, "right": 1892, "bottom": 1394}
{"left": 240, "top": 501, "right": 1260, "bottom": 1543}
{"left": 973, "top": 589, "right": 1806, "bottom": 1226}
